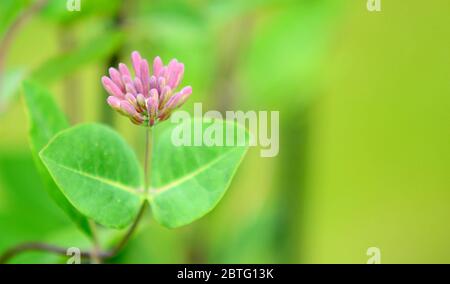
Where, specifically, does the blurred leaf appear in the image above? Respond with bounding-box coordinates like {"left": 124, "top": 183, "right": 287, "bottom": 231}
{"left": 0, "top": 68, "right": 26, "bottom": 113}
{"left": 41, "top": 0, "right": 120, "bottom": 25}
{"left": 40, "top": 123, "right": 144, "bottom": 229}
{"left": 241, "top": 1, "right": 342, "bottom": 107}
{"left": 134, "top": 0, "right": 206, "bottom": 45}
{"left": 31, "top": 31, "right": 123, "bottom": 84}
{"left": 0, "top": 0, "right": 30, "bottom": 38}
{"left": 22, "top": 81, "right": 92, "bottom": 237}
{"left": 150, "top": 119, "right": 249, "bottom": 228}
{"left": 0, "top": 152, "right": 72, "bottom": 262}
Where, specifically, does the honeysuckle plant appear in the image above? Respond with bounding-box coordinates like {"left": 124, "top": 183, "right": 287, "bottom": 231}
{"left": 0, "top": 51, "right": 248, "bottom": 263}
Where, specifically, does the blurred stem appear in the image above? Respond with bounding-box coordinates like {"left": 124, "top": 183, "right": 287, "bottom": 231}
{"left": 101, "top": 0, "right": 134, "bottom": 125}
{"left": 0, "top": 127, "right": 154, "bottom": 264}
{"left": 88, "top": 220, "right": 101, "bottom": 264}
{"left": 214, "top": 15, "right": 254, "bottom": 112}
{"left": 0, "top": 0, "right": 48, "bottom": 101}
{"left": 276, "top": 107, "right": 311, "bottom": 263}
{"left": 0, "top": 242, "right": 99, "bottom": 264}
{"left": 58, "top": 27, "right": 80, "bottom": 124}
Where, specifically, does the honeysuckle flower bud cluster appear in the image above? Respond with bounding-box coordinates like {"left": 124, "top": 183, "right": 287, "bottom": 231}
{"left": 102, "top": 51, "right": 192, "bottom": 126}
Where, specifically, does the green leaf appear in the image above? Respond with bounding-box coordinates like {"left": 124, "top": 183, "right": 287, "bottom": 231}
{"left": 22, "top": 80, "right": 92, "bottom": 237}
{"left": 150, "top": 119, "right": 249, "bottom": 228}
{"left": 30, "top": 31, "right": 123, "bottom": 84}
{"left": 39, "top": 123, "right": 144, "bottom": 229}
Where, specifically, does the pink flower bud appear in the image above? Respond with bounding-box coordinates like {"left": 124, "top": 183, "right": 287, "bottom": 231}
{"left": 120, "top": 101, "right": 137, "bottom": 117}
{"left": 153, "top": 56, "right": 163, "bottom": 77}
{"left": 125, "top": 83, "right": 137, "bottom": 95}
{"left": 102, "top": 76, "right": 124, "bottom": 98}
{"left": 125, "top": 93, "right": 137, "bottom": 107}
{"left": 131, "top": 51, "right": 142, "bottom": 79}
{"left": 109, "top": 67, "right": 125, "bottom": 92}
{"left": 118, "top": 63, "right": 131, "bottom": 78}
{"left": 107, "top": 96, "right": 121, "bottom": 110}
{"left": 102, "top": 52, "right": 192, "bottom": 127}
{"left": 136, "top": 94, "right": 146, "bottom": 109}
{"left": 134, "top": 77, "right": 144, "bottom": 94}
{"left": 141, "top": 59, "right": 150, "bottom": 95}
{"left": 149, "top": 75, "right": 157, "bottom": 91}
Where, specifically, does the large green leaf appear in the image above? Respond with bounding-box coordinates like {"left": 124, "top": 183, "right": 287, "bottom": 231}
{"left": 39, "top": 123, "right": 144, "bottom": 229}
{"left": 31, "top": 31, "right": 123, "bottom": 84}
{"left": 150, "top": 119, "right": 249, "bottom": 228}
{"left": 22, "top": 80, "right": 92, "bottom": 237}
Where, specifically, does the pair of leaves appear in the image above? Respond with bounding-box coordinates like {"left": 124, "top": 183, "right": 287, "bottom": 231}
{"left": 23, "top": 81, "right": 248, "bottom": 230}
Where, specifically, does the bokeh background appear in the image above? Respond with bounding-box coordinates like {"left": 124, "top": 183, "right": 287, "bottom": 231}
{"left": 0, "top": 0, "right": 449, "bottom": 263}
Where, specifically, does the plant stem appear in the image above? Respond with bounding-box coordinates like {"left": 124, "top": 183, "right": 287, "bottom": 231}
{"left": 0, "top": 0, "right": 48, "bottom": 110}
{"left": 144, "top": 127, "right": 152, "bottom": 194}
{"left": 88, "top": 220, "right": 102, "bottom": 264}
{"left": 0, "top": 127, "right": 154, "bottom": 264}
{"left": 0, "top": 242, "right": 101, "bottom": 264}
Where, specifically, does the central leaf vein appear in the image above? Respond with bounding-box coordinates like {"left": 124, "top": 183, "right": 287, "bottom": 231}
{"left": 44, "top": 158, "right": 140, "bottom": 195}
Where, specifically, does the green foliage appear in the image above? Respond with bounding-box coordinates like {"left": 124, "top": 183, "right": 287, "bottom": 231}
{"left": 241, "top": 0, "right": 343, "bottom": 107}
{"left": 31, "top": 31, "right": 123, "bottom": 84}
{"left": 150, "top": 119, "right": 249, "bottom": 228}
{"left": 40, "top": 123, "right": 144, "bottom": 229}
{"left": 22, "top": 80, "right": 248, "bottom": 234}
{"left": 0, "top": 0, "right": 30, "bottom": 38}
{"left": 22, "top": 81, "right": 92, "bottom": 236}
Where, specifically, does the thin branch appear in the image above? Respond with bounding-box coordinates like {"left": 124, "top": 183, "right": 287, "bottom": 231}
{"left": 88, "top": 220, "right": 102, "bottom": 264}
{"left": 0, "top": 242, "right": 101, "bottom": 264}
{"left": 0, "top": 0, "right": 48, "bottom": 89}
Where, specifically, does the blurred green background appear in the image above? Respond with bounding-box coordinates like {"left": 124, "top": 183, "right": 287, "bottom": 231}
{"left": 0, "top": 0, "right": 449, "bottom": 263}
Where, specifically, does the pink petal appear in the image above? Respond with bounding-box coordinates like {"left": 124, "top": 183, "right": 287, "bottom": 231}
{"left": 125, "top": 83, "right": 137, "bottom": 96}
{"left": 109, "top": 67, "right": 125, "bottom": 91}
{"left": 125, "top": 93, "right": 137, "bottom": 107}
{"left": 134, "top": 77, "right": 144, "bottom": 94}
{"left": 106, "top": 96, "right": 121, "bottom": 110}
{"left": 118, "top": 63, "right": 131, "bottom": 78}
{"left": 159, "top": 86, "right": 171, "bottom": 108}
{"left": 102, "top": 76, "right": 124, "bottom": 98}
{"left": 149, "top": 75, "right": 157, "bottom": 91}
{"left": 172, "top": 63, "right": 185, "bottom": 89}
{"left": 153, "top": 56, "right": 163, "bottom": 77}
{"left": 157, "top": 77, "right": 166, "bottom": 92}
{"left": 120, "top": 101, "right": 137, "bottom": 117}
{"left": 140, "top": 59, "right": 150, "bottom": 96}
{"left": 131, "top": 51, "right": 142, "bottom": 79}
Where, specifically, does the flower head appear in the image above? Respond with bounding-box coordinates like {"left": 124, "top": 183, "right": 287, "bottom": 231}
{"left": 102, "top": 51, "right": 192, "bottom": 126}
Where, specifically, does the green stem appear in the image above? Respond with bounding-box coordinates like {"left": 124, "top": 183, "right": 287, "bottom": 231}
{"left": 144, "top": 127, "right": 152, "bottom": 194}
{"left": 88, "top": 220, "right": 101, "bottom": 264}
